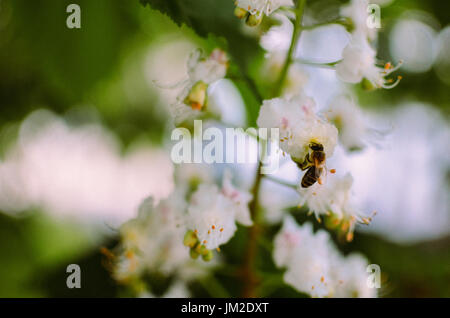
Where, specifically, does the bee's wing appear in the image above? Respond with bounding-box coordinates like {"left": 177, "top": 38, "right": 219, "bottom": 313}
{"left": 317, "top": 166, "right": 327, "bottom": 185}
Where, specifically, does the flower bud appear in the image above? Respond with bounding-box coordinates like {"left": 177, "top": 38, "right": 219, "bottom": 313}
{"left": 202, "top": 250, "right": 214, "bottom": 262}
{"left": 234, "top": 7, "right": 248, "bottom": 19}
{"left": 183, "top": 230, "right": 198, "bottom": 248}
{"left": 190, "top": 247, "right": 200, "bottom": 259}
{"left": 184, "top": 81, "right": 208, "bottom": 110}
{"left": 246, "top": 13, "right": 263, "bottom": 27}
{"left": 195, "top": 243, "right": 210, "bottom": 256}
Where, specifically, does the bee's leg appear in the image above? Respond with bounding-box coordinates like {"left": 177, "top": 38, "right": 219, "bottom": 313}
{"left": 298, "top": 153, "right": 313, "bottom": 171}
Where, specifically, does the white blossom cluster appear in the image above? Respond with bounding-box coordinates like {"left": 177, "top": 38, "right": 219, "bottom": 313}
{"left": 336, "top": 0, "right": 402, "bottom": 89}
{"left": 274, "top": 216, "right": 376, "bottom": 297}
{"left": 108, "top": 0, "right": 405, "bottom": 298}
{"left": 110, "top": 166, "right": 252, "bottom": 294}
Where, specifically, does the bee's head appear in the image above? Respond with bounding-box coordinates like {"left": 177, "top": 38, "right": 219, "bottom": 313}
{"left": 309, "top": 142, "right": 324, "bottom": 152}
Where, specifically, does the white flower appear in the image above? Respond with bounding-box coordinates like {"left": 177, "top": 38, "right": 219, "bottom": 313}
{"left": 187, "top": 49, "right": 228, "bottom": 85}
{"left": 257, "top": 94, "right": 338, "bottom": 162}
{"left": 297, "top": 180, "right": 331, "bottom": 221}
{"left": 330, "top": 253, "right": 377, "bottom": 298}
{"left": 274, "top": 216, "right": 377, "bottom": 298}
{"left": 335, "top": 36, "right": 402, "bottom": 89}
{"left": 186, "top": 178, "right": 252, "bottom": 250}
{"left": 326, "top": 95, "right": 382, "bottom": 150}
{"left": 236, "top": 0, "right": 294, "bottom": 17}
{"left": 171, "top": 49, "right": 229, "bottom": 126}
{"left": 273, "top": 216, "right": 336, "bottom": 297}
{"left": 221, "top": 170, "right": 253, "bottom": 226}
{"left": 297, "top": 173, "right": 375, "bottom": 241}
{"left": 113, "top": 194, "right": 190, "bottom": 282}
{"left": 260, "top": 13, "right": 293, "bottom": 52}
{"left": 341, "top": 0, "right": 378, "bottom": 41}
{"left": 0, "top": 110, "right": 174, "bottom": 227}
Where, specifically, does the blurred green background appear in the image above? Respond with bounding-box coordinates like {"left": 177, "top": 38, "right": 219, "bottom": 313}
{"left": 0, "top": 0, "right": 448, "bottom": 297}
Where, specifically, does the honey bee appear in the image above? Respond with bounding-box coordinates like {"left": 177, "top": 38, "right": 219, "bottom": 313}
{"left": 298, "top": 142, "right": 326, "bottom": 188}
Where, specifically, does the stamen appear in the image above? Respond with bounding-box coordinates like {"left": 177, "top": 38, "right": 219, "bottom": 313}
{"left": 220, "top": 228, "right": 224, "bottom": 232}
{"left": 381, "top": 76, "right": 402, "bottom": 89}
{"left": 203, "top": 240, "right": 207, "bottom": 244}
{"left": 384, "top": 60, "right": 403, "bottom": 75}
{"left": 212, "top": 225, "right": 216, "bottom": 230}
{"left": 330, "top": 169, "right": 336, "bottom": 174}
{"left": 346, "top": 232, "right": 354, "bottom": 242}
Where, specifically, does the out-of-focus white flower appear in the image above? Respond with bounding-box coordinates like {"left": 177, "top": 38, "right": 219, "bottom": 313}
{"left": 260, "top": 13, "right": 293, "bottom": 52}
{"left": 186, "top": 176, "right": 253, "bottom": 250}
{"left": 330, "top": 253, "right": 377, "bottom": 298}
{"left": 340, "top": 0, "right": 378, "bottom": 41}
{"left": 326, "top": 95, "right": 382, "bottom": 150}
{"left": 257, "top": 94, "right": 338, "bottom": 163}
{"left": 112, "top": 194, "right": 189, "bottom": 282}
{"left": 273, "top": 216, "right": 336, "bottom": 297}
{"left": 221, "top": 170, "right": 253, "bottom": 226}
{"left": 260, "top": 14, "right": 309, "bottom": 96}
{"left": 0, "top": 110, "right": 174, "bottom": 227}
{"left": 236, "top": 0, "right": 294, "bottom": 17}
{"left": 171, "top": 49, "right": 229, "bottom": 126}
{"left": 187, "top": 49, "right": 228, "bottom": 85}
{"left": 341, "top": 104, "right": 450, "bottom": 243}
{"left": 297, "top": 173, "right": 374, "bottom": 241}
{"left": 112, "top": 190, "right": 215, "bottom": 284}
{"left": 335, "top": 36, "right": 402, "bottom": 89}
{"left": 273, "top": 216, "right": 376, "bottom": 297}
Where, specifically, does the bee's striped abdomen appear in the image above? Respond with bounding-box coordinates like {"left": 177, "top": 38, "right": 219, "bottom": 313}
{"left": 301, "top": 166, "right": 318, "bottom": 188}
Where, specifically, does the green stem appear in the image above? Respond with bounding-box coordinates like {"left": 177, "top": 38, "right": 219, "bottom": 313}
{"left": 273, "top": 0, "right": 307, "bottom": 97}
{"left": 301, "top": 18, "right": 348, "bottom": 30}
{"left": 296, "top": 58, "right": 342, "bottom": 69}
{"left": 265, "top": 175, "right": 298, "bottom": 190}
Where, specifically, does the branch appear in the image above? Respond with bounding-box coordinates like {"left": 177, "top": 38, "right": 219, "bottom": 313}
{"left": 241, "top": 161, "right": 263, "bottom": 297}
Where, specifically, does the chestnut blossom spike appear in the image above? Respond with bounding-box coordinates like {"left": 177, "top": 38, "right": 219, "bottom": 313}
{"left": 335, "top": 36, "right": 402, "bottom": 89}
